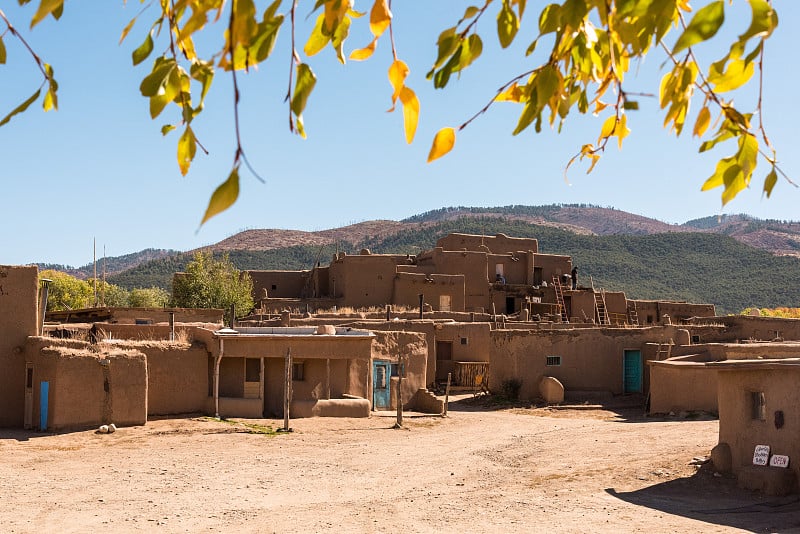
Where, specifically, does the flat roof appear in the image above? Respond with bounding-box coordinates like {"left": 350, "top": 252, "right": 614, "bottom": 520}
{"left": 214, "top": 326, "right": 374, "bottom": 338}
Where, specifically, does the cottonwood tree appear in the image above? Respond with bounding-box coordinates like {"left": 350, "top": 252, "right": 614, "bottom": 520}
{"left": 39, "top": 269, "right": 94, "bottom": 311}
{"left": 171, "top": 251, "right": 254, "bottom": 320}
{"left": 129, "top": 287, "right": 171, "bottom": 308}
{"left": 1, "top": 1, "right": 789, "bottom": 221}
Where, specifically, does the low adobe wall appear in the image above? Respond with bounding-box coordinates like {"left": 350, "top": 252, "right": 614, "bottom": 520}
{"left": 648, "top": 361, "right": 719, "bottom": 414}
{"left": 25, "top": 342, "right": 147, "bottom": 431}
{"left": 370, "top": 330, "right": 428, "bottom": 410}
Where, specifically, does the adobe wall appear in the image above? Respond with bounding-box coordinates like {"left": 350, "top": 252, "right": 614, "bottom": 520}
{"left": 249, "top": 271, "right": 307, "bottom": 299}
{"left": 108, "top": 307, "right": 223, "bottom": 324}
{"left": 488, "top": 252, "right": 529, "bottom": 285}
{"left": 632, "top": 300, "right": 716, "bottom": 325}
{"left": 142, "top": 343, "right": 209, "bottom": 415}
{"left": 567, "top": 291, "right": 598, "bottom": 323}
{"left": 426, "top": 249, "right": 489, "bottom": 311}
{"left": 329, "top": 254, "right": 399, "bottom": 307}
{"left": 604, "top": 292, "right": 629, "bottom": 321}
{"left": 490, "top": 326, "right": 682, "bottom": 400}
{"left": 0, "top": 265, "right": 40, "bottom": 427}
{"left": 394, "top": 272, "right": 465, "bottom": 311}
{"left": 436, "top": 233, "right": 538, "bottom": 254}
{"left": 648, "top": 362, "right": 719, "bottom": 414}
{"left": 532, "top": 253, "right": 572, "bottom": 283}
{"left": 689, "top": 316, "right": 800, "bottom": 342}
{"left": 25, "top": 342, "right": 148, "bottom": 430}
{"left": 717, "top": 366, "right": 800, "bottom": 488}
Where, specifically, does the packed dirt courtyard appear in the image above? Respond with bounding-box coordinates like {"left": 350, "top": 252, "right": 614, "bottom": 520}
{"left": 2, "top": 399, "right": 799, "bottom": 533}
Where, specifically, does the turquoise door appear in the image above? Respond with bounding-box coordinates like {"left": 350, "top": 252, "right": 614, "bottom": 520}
{"left": 373, "top": 361, "right": 391, "bottom": 409}
{"left": 623, "top": 350, "right": 642, "bottom": 393}
{"left": 40, "top": 381, "right": 49, "bottom": 430}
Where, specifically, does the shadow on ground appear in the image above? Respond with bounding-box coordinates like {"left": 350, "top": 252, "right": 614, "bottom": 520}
{"left": 606, "top": 465, "right": 800, "bottom": 533}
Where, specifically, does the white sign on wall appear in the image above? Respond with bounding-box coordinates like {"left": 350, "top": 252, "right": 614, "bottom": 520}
{"left": 770, "top": 454, "right": 790, "bottom": 468}
{"left": 753, "top": 445, "right": 770, "bottom": 466}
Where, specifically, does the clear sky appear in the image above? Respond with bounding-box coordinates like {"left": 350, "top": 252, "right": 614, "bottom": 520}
{"left": 1, "top": 1, "right": 798, "bottom": 267}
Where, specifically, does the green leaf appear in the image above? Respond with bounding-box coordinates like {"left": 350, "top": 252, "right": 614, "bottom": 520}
{"left": 0, "top": 89, "right": 41, "bottom": 127}
{"left": 672, "top": 0, "right": 724, "bottom": 56}
{"left": 177, "top": 126, "right": 197, "bottom": 176}
{"left": 200, "top": 166, "right": 240, "bottom": 226}
{"left": 430, "top": 27, "right": 458, "bottom": 71}
{"left": 497, "top": 1, "right": 519, "bottom": 49}
{"left": 304, "top": 14, "right": 331, "bottom": 56}
{"left": 132, "top": 31, "right": 154, "bottom": 66}
{"left": 331, "top": 12, "right": 351, "bottom": 64}
{"left": 739, "top": 0, "right": 777, "bottom": 42}
{"left": 763, "top": 168, "right": 778, "bottom": 198}
{"left": 456, "top": 34, "right": 483, "bottom": 72}
{"left": 538, "top": 3, "right": 561, "bottom": 34}
{"left": 623, "top": 100, "right": 639, "bottom": 111}
{"left": 0, "top": 37, "right": 6, "bottom": 65}
{"left": 190, "top": 60, "right": 215, "bottom": 107}
{"left": 291, "top": 63, "right": 317, "bottom": 137}
{"left": 140, "top": 57, "right": 177, "bottom": 97}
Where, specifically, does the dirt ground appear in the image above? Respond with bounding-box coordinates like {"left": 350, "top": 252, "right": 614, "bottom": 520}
{"left": 2, "top": 397, "right": 799, "bottom": 533}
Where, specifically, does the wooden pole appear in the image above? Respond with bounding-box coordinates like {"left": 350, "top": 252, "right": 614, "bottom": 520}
{"left": 283, "top": 347, "right": 292, "bottom": 432}
{"left": 395, "top": 356, "right": 404, "bottom": 428}
{"left": 444, "top": 372, "right": 452, "bottom": 417}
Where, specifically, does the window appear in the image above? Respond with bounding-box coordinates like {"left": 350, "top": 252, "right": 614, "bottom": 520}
{"left": 390, "top": 363, "right": 405, "bottom": 377}
{"left": 292, "top": 362, "right": 305, "bottom": 381}
{"left": 546, "top": 356, "right": 562, "bottom": 366}
{"left": 271, "top": 284, "right": 277, "bottom": 290}
{"left": 751, "top": 391, "right": 766, "bottom": 421}
{"left": 691, "top": 335, "right": 700, "bottom": 343}
{"left": 439, "top": 295, "right": 451, "bottom": 312}
{"left": 245, "top": 358, "right": 261, "bottom": 382}
{"left": 460, "top": 337, "right": 468, "bottom": 345}
{"left": 646, "top": 315, "right": 654, "bottom": 324}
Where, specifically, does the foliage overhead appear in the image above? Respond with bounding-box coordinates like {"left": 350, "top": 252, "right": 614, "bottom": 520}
{"left": 0, "top": 1, "right": 793, "bottom": 222}
{"left": 171, "top": 251, "right": 254, "bottom": 320}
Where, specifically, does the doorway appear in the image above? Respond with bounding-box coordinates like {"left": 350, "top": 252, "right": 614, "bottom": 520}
{"left": 372, "top": 361, "right": 391, "bottom": 409}
{"left": 623, "top": 349, "right": 642, "bottom": 393}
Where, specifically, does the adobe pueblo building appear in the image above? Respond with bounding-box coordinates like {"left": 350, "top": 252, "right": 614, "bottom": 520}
{"left": 3, "top": 231, "right": 800, "bottom": 495}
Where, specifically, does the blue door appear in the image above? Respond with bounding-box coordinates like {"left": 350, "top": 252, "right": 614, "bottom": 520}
{"left": 623, "top": 350, "right": 642, "bottom": 393}
{"left": 40, "top": 381, "right": 50, "bottom": 430}
{"left": 373, "top": 361, "right": 391, "bottom": 409}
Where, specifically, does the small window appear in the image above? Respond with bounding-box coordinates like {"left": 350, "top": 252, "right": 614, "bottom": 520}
{"left": 135, "top": 318, "right": 153, "bottom": 325}
{"left": 751, "top": 391, "right": 766, "bottom": 421}
{"left": 647, "top": 315, "right": 654, "bottom": 324}
{"left": 271, "top": 284, "right": 277, "bottom": 290}
{"left": 691, "top": 335, "right": 700, "bottom": 344}
{"left": 390, "top": 363, "right": 405, "bottom": 377}
{"left": 546, "top": 355, "right": 562, "bottom": 366}
{"left": 460, "top": 337, "right": 468, "bottom": 345}
{"left": 292, "top": 362, "right": 305, "bottom": 381}
{"left": 245, "top": 358, "right": 261, "bottom": 382}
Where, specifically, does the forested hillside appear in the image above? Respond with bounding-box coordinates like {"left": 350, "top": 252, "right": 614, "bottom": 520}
{"left": 108, "top": 217, "right": 800, "bottom": 314}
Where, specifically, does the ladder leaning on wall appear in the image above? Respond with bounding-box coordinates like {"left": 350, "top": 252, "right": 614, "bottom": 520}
{"left": 552, "top": 276, "right": 569, "bottom": 323}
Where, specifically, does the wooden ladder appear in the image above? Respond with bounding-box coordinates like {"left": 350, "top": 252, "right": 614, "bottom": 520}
{"left": 627, "top": 300, "right": 640, "bottom": 327}
{"left": 655, "top": 340, "right": 673, "bottom": 360}
{"left": 594, "top": 290, "right": 609, "bottom": 325}
{"left": 552, "top": 276, "right": 569, "bottom": 323}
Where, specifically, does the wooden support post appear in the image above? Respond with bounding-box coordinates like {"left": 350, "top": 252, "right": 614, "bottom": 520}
{"left": 325, "top": 358, "right": 331, "bottom": 400}
{"left": 281, "top": 347, "right": 292, "bottom": 432}
{"left": 394, "top": 356, "right": 404, "bottom": 428}
{"left": 444, "top": 372, "right": 452, "bottom": 417}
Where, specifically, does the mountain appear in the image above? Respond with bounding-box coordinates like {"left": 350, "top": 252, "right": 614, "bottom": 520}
{"left": 104, "top": 212, "right": 800, "bottom": 314}
{"left": 38, "top": 248, "right": 178, "bottom": 280}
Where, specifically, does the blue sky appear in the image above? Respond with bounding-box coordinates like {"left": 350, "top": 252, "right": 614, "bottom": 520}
{"left": 1, "top": 1, "right": 798, "bottom": 267}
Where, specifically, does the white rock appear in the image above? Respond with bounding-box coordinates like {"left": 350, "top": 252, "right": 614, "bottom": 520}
{"left": 98, "top": 425, "right": 109, "bottom": 434}
{"left": 108, "top": 423, "right": 117, "bottom": 433}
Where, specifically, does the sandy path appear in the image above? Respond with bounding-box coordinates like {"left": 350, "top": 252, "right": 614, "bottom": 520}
{"left": 1, "top": 403, "right": 798, "bottom": 533}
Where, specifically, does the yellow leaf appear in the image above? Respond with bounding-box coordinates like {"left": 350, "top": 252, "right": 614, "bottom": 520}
{"left": 494, "top": 83, "right": 524, "bottom": 103}
{"left": 616, "top": 114, "right": 630, "bottom": 149}
{"left": 304, "top": 14, "right": 330, "bottom": 57}
{"left": 30, "top": 0, "right": 63, "bottom": 28}
{"left": 350, "top": 38, "right": 377, "bottom": 61}
{"left": 119, "top": 16, "right": 137, "bottom": 44}
{"left": 388, "top": 59, "right": 409, "bottom": 105}
{"left": 428, "top": 127, "right": 456, "bottom": 162}
{"left": 177, "top": 126, "right": 197, "bottom": 176}
{"left": 200, "top": 167, "right": 240, "bottom": 226}
{"left": 585, "top": 153, "right": 601, "bottom": 174}
{"left": 598, "top": 115, "right": 617, "bottom": 144}
{"left": 693, "top": 106, "right": 711, "bottom": 137}
{"left": 369, "top": 0, "right": 392, "bottom": 38}
{"left": 399, "top": 86, "right": 419, "bottom": 144}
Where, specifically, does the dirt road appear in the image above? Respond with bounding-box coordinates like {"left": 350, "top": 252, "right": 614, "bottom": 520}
{"left": 2, "top": 400, "right": 798, "bottom": 533}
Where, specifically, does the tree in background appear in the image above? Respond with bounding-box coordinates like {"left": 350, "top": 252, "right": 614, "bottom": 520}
{"left": 87, "top": 279, "right": 131, "bottom": 308}
{"left": 39, "top": 269, "right": 93, "bottom": 311}
{"left": 129, "top": 287, "right": 170, "bottom": 308}
{"left": 171, "top": 251, "right": 254, "bottom": 321}
{"left": 0, "top": 1, "right": 790, "bottom": 221}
